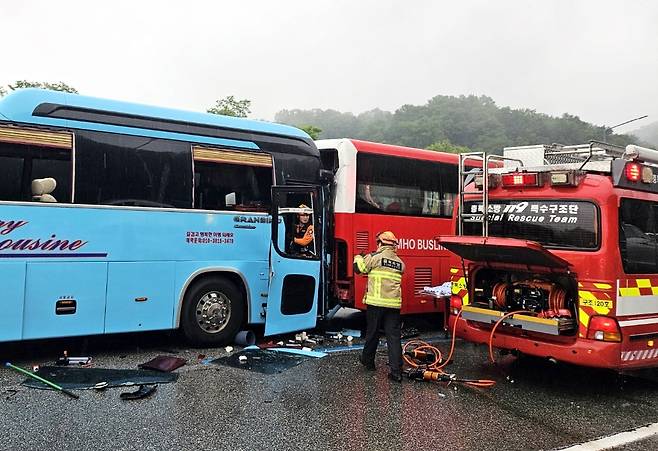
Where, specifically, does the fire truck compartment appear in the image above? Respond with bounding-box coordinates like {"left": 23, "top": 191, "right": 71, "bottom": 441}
{"left": 465, "top": 266, "right": 578, "bottom": 336}
{"left": 461, "top": 306, "right": 576, "bottom": 336}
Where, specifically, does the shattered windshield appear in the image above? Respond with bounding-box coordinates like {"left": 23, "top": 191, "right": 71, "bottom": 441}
{"left": 463, "top": 199, "right": 599, "bottom": 249}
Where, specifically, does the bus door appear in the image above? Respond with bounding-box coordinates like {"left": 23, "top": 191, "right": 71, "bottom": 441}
{"left": 265, "top": 186, "right": 321, "bottom": 335}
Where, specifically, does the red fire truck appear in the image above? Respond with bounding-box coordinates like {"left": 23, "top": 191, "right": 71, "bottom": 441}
{"left": 316, "top": 138, "right": 470, "bottom": 316}
{"left": 441, "top": 141, "right": 658, "bottom": 370}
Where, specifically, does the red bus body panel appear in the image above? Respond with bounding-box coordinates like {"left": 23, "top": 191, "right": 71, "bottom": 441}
{"left": 326, "top": 139, "right": 472, "bottom": 316}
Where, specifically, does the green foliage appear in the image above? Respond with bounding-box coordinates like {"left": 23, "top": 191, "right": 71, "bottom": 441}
{"left": 426, "top": 139, "right": 470, "bottom": 154}
{"left": 8, "top": 80, "right": 78, "bottom": 93}
{"left": 298, "top": 125, "right": 322, "bottom": 139}
{"left": 207, "top": 96, "right": 251, "bottom": 117}
{"left": 275, "top": 95, "right": 638, "bottom": 152}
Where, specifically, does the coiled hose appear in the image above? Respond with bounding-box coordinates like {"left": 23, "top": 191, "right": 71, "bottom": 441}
{"left": 403, "top": 310, "right": 496, "bottom": 388}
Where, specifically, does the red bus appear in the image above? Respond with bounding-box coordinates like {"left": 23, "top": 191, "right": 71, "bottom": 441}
{"left": 442, "top": 142, "right": 658, "bottom": 370}
{"left": 317, "top": 138, "right": 466, "bottom": 316}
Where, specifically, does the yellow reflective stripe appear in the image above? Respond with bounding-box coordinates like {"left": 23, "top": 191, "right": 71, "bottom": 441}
{"left": 365, "top": 295, "right": 401, "bottom": 308}
{"left": 369, "top": 269, "right": 402, "bottom": 282}
{"left": 372, "top": 274, "right": 382, "bottom": 299}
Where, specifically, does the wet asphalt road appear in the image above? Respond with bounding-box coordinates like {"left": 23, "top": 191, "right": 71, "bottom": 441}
{"left": 2, "top": 310, "right": 658, "bottom": 451}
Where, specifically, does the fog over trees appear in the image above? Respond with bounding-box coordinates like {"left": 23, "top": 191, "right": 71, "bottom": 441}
{"left": 276, "top": 94, "right": 640, "bottom": 153}
{"left": 632, "top": 122, "right": 658, "bottom": 148}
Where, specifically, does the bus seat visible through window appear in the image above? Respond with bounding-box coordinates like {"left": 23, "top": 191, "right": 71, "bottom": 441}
{"left": 31, "top": 178, "right": 58, "bottom": 203}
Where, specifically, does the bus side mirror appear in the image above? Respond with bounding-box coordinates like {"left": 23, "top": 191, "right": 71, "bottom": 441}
{"left": 320, "top": 169, "right": 334, "bottom": 184}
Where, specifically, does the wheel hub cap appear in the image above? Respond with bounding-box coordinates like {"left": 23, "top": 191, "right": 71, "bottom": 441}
{"left": 196, "top": 291, "right": 231, "bottom": 333}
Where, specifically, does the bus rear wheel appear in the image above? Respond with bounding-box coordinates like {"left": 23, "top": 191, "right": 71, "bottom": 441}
{"left": 181, "top": 276, "right": 245, "bottom": 346}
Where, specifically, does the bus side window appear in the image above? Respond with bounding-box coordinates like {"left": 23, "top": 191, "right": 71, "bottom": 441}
{"left": 0, "top": 143, "right": 72, "bottom": 203}
{"left": 194, "top": 161, "right": 272, "bottom": 212}
{"left": 356, "top": 153, "right": 451, "bottom": 217}
{"left": 74, "top": 131, "right": 192, "bottom": 208}
{"left": 0, "top": 155, "right": 24, "bottom": 201}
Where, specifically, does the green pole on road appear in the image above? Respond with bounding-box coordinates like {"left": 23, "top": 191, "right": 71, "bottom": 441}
{"left": 5, "top": 362, "right": 79, "bottom": 399}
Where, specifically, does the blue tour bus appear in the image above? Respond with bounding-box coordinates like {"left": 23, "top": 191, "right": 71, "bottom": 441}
{"left": 0, "top": 89, "right": 331, "bottom": 345}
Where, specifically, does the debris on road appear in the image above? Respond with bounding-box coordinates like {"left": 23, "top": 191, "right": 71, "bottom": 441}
{"left": 119, "top": 384, "right": 157, "bottom": 401}
{"left": 56, "top": 351, "right": 92, "bottom": 366}
{"left": 20, "top": 366, "right": 177, "bottom": 390}
{"left": 138, "top": 356, "right": 187, "bottom": 372}
{"left": 269, "top": 348, "right": 328, "bottom": 358}
{"left": 234, "top": 330, "right": 256, "bottom": 346}
{"left": 212, "top": 348, "right": 315, "bottom": 374}
{"left": 6, "top": 362, "right": 79, "bottom": 399}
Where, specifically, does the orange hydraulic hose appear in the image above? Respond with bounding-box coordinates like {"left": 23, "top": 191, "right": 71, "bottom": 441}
{"left": 403, "top": 310, "right": 496, "bottom": 388}
{"left": 492, "top": 283, "right": 507, "bottom": 309}
{"left": 488, "top": 310, "right": 532, "bottom": 364}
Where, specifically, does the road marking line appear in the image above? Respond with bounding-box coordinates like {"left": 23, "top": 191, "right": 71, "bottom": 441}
{"left": 558, "top": 422, "right": 658, "bottom": 450}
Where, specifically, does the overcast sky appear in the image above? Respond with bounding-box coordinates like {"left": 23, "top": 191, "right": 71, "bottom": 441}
{"left": 2, "top": 0, "right": 657, "bottom": 131}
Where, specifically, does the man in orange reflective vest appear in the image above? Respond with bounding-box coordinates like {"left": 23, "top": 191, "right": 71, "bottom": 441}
{"left": 353, "top": 231, "right": 405, "bottom": 382}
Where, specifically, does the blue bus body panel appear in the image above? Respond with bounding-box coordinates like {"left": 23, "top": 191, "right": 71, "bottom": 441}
{"left": 24, "top": 262, "right": 108, "bottom": 339}
{"left": 0, "top": 89, "right": 310, "bottom": 147}
{"left": 0, "top": 203, "right": 272, "bottom": 341}
{"left": 0, "top": 263, "right": 26, "bottom": 341}
{"left": 265, "top": 252, "right": 320, "bottom": 335}
{"left": 264, "top": 202, "right": 321, "bottom": 336}
{"left": 105, "top": 262, "right": 176, "bottom": 333}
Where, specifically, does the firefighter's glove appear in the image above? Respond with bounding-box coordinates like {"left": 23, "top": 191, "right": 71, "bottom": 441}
{"left": 353, "top": 254, "right": 367, "bottom": 274}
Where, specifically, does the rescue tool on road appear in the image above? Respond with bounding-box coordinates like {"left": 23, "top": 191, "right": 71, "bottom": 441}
{"left": 441, "top": 141, "right": 658, "bottom": 370}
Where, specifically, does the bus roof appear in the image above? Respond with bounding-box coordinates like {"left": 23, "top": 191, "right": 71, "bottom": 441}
{"left": 0, "top": 89, "right": 311, "bottom": 142}
{"left": 348, "top": 139, "right": 461, "bottom": 164}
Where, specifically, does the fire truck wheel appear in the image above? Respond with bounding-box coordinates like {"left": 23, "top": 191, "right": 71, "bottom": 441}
{"left": 181, "top": 276, "right": 245, "bottom": 346}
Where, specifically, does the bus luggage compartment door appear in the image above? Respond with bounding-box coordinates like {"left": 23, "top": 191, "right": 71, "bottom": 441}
{"left": 265, "top": 186, "right": 321, "bottom": 336}
{"left": 23, "top": 262, "right": 108, "bottom": 339}
{"left": 0, "top": 262, "right": 26, "bottom": 341}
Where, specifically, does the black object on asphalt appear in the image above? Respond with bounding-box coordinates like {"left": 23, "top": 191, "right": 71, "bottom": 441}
{"left": 401, "top": 327, "right": 420, "bottom": 339}
{"left": 138, "top": 356, "right": 187, "bottom": 372}
{"left": 120, "top": 384, "right": 157, "bottom": 401}
{"left": 22, "top": 366, "right": 177, "bottom": 390}
{"left": 212, "top": 348, "right": 310, "bottom": 374}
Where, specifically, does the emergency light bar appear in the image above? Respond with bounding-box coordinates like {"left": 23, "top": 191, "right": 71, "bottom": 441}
{"left": 549, "top": 171, "right": 583, "bottom": 187}
{"left": 624, "top": 162, "right": 655, "bottom": 184}
{"left": 625, "top": 163, "right": 641, "bottom": 182}
{"left": 501, "top": 173, "right": 541, "bottom": 188}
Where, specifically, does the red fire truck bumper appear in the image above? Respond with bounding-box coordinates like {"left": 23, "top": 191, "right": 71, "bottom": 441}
{"left": 450, "top": 315, "right": 626, "bottom": 370}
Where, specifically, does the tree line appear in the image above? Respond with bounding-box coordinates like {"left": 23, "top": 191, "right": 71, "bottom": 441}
{"left": 275, "top": 94, "right": 640, "bottom": 153}
{"left": 1, "top": 80, "right": 646, "bottom": 151}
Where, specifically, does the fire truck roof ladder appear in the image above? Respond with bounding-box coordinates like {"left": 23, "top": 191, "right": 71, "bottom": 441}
{"left": 503, "top": 141, "right": 658, "bottom": 169}
{"left": 458, "top": 152, "right": 524, "bottom": 237}
{"left": 539, "top": 141, "right": 625, "bottom": 167}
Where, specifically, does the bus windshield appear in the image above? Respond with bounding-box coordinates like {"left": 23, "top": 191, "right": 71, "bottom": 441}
{"left": 463, "top": 199, "right": 599, "bottom": 249}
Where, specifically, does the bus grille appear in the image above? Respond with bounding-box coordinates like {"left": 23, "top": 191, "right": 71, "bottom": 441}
{"left": 356, "top": 232, "right": 369, "bottom": 251}
{"left": 414, "top": 268, "right": 433, "bottom": 295}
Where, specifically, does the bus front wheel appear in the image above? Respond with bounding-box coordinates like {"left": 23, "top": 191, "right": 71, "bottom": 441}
{"left": 181, "top": 276, "right": 245, "bottom": 346}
